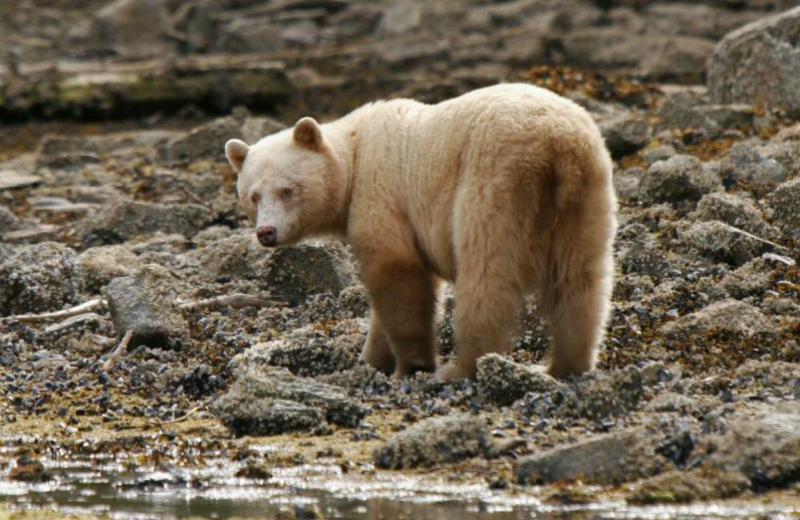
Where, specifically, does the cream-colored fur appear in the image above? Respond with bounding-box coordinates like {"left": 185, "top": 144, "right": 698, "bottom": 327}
{"left": 225, "top": 83, "right": 617, "bottom": 380}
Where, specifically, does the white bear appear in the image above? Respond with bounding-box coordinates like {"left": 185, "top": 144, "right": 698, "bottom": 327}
{"left": 225, "top": 83, "right": 617, "bottom": 380}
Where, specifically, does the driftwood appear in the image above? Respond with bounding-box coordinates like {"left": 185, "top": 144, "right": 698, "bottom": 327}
{"left": 3, "top": 298, "right": 107, "bottom": 324}
{"left": 103, "top": 330, "right": 133, "bottom": 372}
{"left": 43, "top": 313, "right": 102, "bottom": 335}
{"left": 179, "top": 293, "right": 286, "bottom": 311}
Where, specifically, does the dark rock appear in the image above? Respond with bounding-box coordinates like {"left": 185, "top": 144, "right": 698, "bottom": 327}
{"left": 658, "top": 92, "right": 755, "bottom": 138}
{"left": 768, "top": 177, "right": 800, "bottom": 244}
{"left": 629, "top": 468, "right": 750, "bottom": 504}
{"left": 476, "top": 354, "right": 562, "bottom": 406}
{"left": 515, "top": 426, "right": 664, "bottom": 485}
{"left": 374, "top": 414, "right": 492, "bottom": 469}
{"left": 600, "top": 113, "right": 650, "bottom": 158}
{"left": 708, "top": 6, "right": 800, "bottom": 116}
{"left": 264, "top": 243, "right": 356, "bottom": 306}
{"left": 239, "top": 116, "right": 285, "bottom": 145}
{"left": 0, "top": 242, "right": 82, "bottom": 316}
{"left": 638, "top": 155, "right": 721, "bottom": 206}
{"left": 214, "top": 365, "right": 366, "bottom": 436}
{"left": 81, "top": 200, "right": 213, "bottom": 246}
{"left": 235, "top": 462, "right": 273, "bottom": 480}
{"left": 104, "top": 265, "right": 188, "bottom": 348}
{"left": 679, "top": 220, "right": 765, "bottom": 266}
{"left": 619, "top": 236, "right": 671, "bottom": 278}
{"left": 660, "top": 299, "right": 773, "bottom": 340}
{"left": 9, "top": 458, "right": 53, "bottom": 483}
{"left": 559, "top": 368, "right": 644, "bottom": 421}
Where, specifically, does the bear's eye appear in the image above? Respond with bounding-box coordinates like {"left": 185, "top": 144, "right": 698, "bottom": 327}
{"left": 279, "top": 187, "right": 294, "bottom": 201}
{"left": 250, "top": 192, "right": 260, "bottom": 205}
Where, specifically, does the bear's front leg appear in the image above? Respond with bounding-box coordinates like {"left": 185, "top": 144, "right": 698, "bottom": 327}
{"left": 362, "top": 260, "right": 438, "bottom": 378}
{"left": 359, "top": 313, "right": 396, "bottom": 374}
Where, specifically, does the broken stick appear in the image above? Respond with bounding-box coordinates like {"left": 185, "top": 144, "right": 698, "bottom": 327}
{"left": 103, "top": 330, "right": 133, "bottom": 372}
{"left": 179, "top": 293, "right": 285, "bottom": 311}
{"left": 3, "top": 298, "right": 107, "bottom": 324}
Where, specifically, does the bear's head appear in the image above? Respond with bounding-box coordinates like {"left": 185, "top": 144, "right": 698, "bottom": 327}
{"left": 225, "top": 117, "right": 346, "bottom": 247}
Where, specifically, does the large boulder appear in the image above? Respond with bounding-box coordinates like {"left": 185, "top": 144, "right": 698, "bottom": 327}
{"left": 708, "top": 7, "right": 800, "bottom": 116}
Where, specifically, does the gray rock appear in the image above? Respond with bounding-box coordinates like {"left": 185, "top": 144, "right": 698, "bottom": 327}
{"left": 720, "top": 142, "right": 788, "bottom": 187}
{"left": 377, "top": 0, "right": 421, "bottom": 36}
{"left": 216, "top": 398, "right": 324, "bottom": 437}
{"left": 0, "top": 242, "right": 82, "bottom": 316}
{"left": 374, "top": 414, "right": 492, "bottom": 469}
{"left": 515, "top": 426, "right": 664, "bottom": 485}
{"left": 81, "top": 200, "right": 213, "bottom": 246}
{"left": 660, "top": 299, "right": 773, "bottom": 339}
{"left": 265, "top": 243, "right": 356, "bottom": 306}
{"left": 709, "top": 403, "right": 800, "bottom": 488}
{"left": 613, "top": 167, "right": 644, "bottom": 201}
{"left": 658, "top": 92, "right": 755, "bottom": 138}
{"left": 639, "top": 155, "right": 721, "bottom": 206}
{"left": 0, "top": 206, "right": 18, "bottom": 232}
{"left": 235, "top": 324, "right": 364, "bottom": 377}
{"left": 160, "top": 116, "right": 241, "bottom": 162}
{"left": 708, "top": 6, "right": 800, "bottom": 116}
{"left": 477, "top": 354, "right": 562, "bottom": 406}
{"left": 104, "top": 265, "right": 188, "bottom": 348}
{"left": 83, "top": 0, "right": 171, "bottom": 58}
{"left": 768, "top": 177, "right": 800, "bottom": 243}
{"left": 691, "top": 193, "right": 774, "bottom": 239}
{"left": 600, "top": 113, "right": 650, "bottom": 158}
{"left": 679, "top": 220, "right": 765, "bottom": 266}
{"left": 718, "top": 258, "right": 774, "bottom": 299}
{"left": 77, "top": 245, "right": 143, "bottom": 294}
{"left": 642, "top": 144, "right": 677, "bottom": 166}
{"left": 213, "top": 365, "right": 366, "bottom": 436}
{"left": 239, "top": 116, "right": 285, "bottom": 145}
{"left": 619, "top": 237, "right": 671, "bottom": 278}
{"left": 560, "top": 368, "right": 644, "bottom": 421}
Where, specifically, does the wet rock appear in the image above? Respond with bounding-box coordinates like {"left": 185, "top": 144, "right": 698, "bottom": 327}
{"left": 660, "top": 299, "right": 773, "bottom": 340}
{"left": 214, "top": 365, "right": 366, "bottom": 436}
{"left": 235, "top": 324, "right": 364, "bottom": 377}
{"left": 161, "top": 116, "right": 242, "bottom": 162}
{"left": 81, "top": 200, "right": 213, "bottom": 246}
{"left": 708, "top": 6, "right": 800, "bottom": 116}
{"left": 600, "top": 113, "right": 650, "bottom": 158}
{"left": 235, "top": 463, "right": 273, "bottom": 480}
{"left": 629, "top": 467, "right": 750, "bottom": 504}
{"left": 768, "top": 177, "right": 800, "bottom": 243}
{"left": 515, "top": 426, "right": 664, "bottom": 485}
{"left": 264, "top": 243, "right": 356, "bottom": 306}
{"left": 83, "top": 0, "right": 172, "bottom": 58}
{"left": 374, "top": 414, "right": 492, "bottom": 469}
{"left": 720, "top": 142, "right": 788, "bottom": 188}
{"left": 476, "top": 354, "right": 562, "bottom": 406}
{"left": 559, "top": 368, "right": 644, "bottom": 421}
{"left": 9, "top": 458, "right": 53, "bottom": 483}
{"left": 639, "top": 155, "right": 721, "bottom": 206}
{"left": 77, "top": 245, "right": 143, "bottom": 294}
{"left": 632, "top": 402, "right": 800, "bottom": 503}
{"left": 0, "top": 242, "right": 82, "bottom": 316}
{"left": 679, "top": 220, "right": 765, "bottom": 267}
{"left": 104, "top": 265, "right": 188, "bottom": 348}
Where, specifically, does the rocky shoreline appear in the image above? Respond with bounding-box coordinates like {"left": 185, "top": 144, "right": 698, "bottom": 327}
{"left": 2, "top": 1, "right": 800, "bottom": 518}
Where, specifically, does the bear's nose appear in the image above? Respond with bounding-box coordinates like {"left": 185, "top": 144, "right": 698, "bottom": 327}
{"left": 256, "top": 226, "right": 277, "bottom": 247}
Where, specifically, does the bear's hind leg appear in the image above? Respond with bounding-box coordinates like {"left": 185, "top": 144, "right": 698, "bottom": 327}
{"left": 546, "top": 269, "right": 611, "bottom": 378}
{"left": 363, "top": 261, "right": 438, "bottom": 378}
{"left": 360, "top": 313, "right": 396, "bottom": 374}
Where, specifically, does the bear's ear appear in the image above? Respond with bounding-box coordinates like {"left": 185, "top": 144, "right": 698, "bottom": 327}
{"left": 293, "top": 117, "right": 323, "bottom": 152}
{"left": 225, "top": 139, "right": 249, "bottom": 172}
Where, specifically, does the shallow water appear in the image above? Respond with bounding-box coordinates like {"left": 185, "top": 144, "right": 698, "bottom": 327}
{"left": 3, "top": 444, "right": 800, "bottom": 520}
